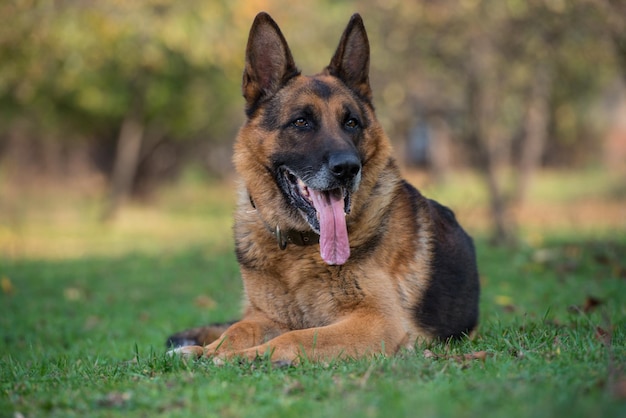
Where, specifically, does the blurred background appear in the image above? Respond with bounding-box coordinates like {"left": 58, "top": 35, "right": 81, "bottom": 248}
{"left": 1, "top": 0, "right": 624, "bottom": 259}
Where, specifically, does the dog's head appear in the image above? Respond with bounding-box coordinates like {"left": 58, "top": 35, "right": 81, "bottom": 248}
{"left": 234, "top": 12, "right": 391, "bottom": 265}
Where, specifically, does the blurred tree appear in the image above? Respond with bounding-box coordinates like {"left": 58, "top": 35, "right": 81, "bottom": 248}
{"left": 47, "top": 1, "right": 248, "bottom": 219}
{"left": 0, "top": 0, "right": 355, "bottom": 217}
{"left": 0, "top": 0, "right": 620, "bottom": 236}
{"left": 591, "top": 1, "right": 626, "bottom": 85}
{"left": 0, "top": 0, "right": 249, "bottom": 217}
{"left": 358, "top": 0, "right": 618, "bottom": 243}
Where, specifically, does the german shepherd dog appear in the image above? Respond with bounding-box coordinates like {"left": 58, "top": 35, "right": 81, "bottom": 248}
{"left": 167, "top": 12, "right": 479, "bottom": 363}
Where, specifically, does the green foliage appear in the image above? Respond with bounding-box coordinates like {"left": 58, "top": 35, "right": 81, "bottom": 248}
{"left": 0, "top": 0, "right": 366, "bottom": 144}
{"left": 0, "top": 0, "right": 619, "bottom": 147}
{"left": 0, "top": 0, "right": 247, "bottom": 139}
{"left": 363, "top": 0, "right": 618, "bottom": 155}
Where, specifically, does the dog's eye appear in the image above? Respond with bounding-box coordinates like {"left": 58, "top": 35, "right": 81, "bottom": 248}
{"left": 345, "top": 118, "right": 359, "bottom": 130}
{"left": 292, "top": 118, "right": 309, "bottom": 129}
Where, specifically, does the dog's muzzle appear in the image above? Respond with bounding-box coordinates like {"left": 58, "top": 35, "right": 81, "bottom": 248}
{"left": 277, "top": 152, "right": 361, "bottom": 265}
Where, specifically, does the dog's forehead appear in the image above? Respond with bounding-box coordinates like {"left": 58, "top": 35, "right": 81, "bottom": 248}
{"left": 287, "top": 75, "right": 359, "bottom": 108}
{"left": 303, "top": 77, "right": 337, "bottom": 99}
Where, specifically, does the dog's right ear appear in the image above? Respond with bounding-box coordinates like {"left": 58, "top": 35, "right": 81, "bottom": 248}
{"left": 242, "top": 12, "right": 300, "bottom": 115}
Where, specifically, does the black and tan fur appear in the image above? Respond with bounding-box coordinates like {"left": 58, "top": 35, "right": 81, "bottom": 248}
{"left": 167, "top": 12, "right": 479, "bottom": 363}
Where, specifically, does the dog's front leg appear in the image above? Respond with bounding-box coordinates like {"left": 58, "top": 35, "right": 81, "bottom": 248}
{"left": 218, "top": 313, "right": 409, "bottom": 365}
{"left": 204, "top": 317, "right": 287, "bottom": 355}
{"left": 169, "top": 316, "right": 286, "bottom": 359}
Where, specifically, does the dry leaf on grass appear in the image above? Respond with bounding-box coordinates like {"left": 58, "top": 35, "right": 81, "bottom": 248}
{"left": 1, "top": 276, "right": 15, "bottom": 295}
{"left": 594, "top": 326, "right": 612, "bottom": 345}
{"left": 423, "top": 349, "right": 489, "bottom": 363}
{"left": 568, "top": 295, "right": 604, "bottom": 314}
{"left": 423, "top": 349, "right": 437, "bottom": 359}
{"left": 194, "top": 294, "right": 217, "bottom": 309}
{"left": 583, "top": 296, "right": 603, "bottom": 313}
{"left": 97, "top": 391, "right": 132, "bottom": 408}
{"left": 63, "top": 287, "right": 83, "bottom": 301}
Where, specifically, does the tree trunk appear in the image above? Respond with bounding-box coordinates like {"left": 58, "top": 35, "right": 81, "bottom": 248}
{"left": 602, "top": 0, "right": 626, "bottom": 84}
{"left": 515, "top": 64, "right": 552, "bottom": 205}
{"left": 467, "top": 34, "right": 516, "bottom": 245}
{"left": 102, "top": 112, "right": 144, "bottom": 221}
{"left": 428, "top": 114, "right": 452, "bottom": 183}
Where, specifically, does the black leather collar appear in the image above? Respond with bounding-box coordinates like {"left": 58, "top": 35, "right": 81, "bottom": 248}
{"left": 249, "top": 194, "right": 320, "bottom": 250}
{"left": 273, "top": 224, "right": 320, "bottom": 250}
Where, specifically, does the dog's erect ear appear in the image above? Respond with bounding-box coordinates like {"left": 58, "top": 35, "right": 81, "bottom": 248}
{"left": 242, "top": 12, "right": 300, "bottom": 114}
{"left": 326, "top": 14, "right": 371, "bottom": 101}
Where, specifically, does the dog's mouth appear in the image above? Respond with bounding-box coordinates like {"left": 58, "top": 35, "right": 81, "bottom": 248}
{"left": 280, "top": 168, "right": 352, "bottom": 265}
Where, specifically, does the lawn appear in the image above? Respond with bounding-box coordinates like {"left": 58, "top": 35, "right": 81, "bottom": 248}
{"left": 1, "top": 170, "right": 625, "bottom": 417}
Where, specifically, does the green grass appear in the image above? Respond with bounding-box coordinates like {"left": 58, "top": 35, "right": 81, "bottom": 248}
{"left": 1, "top": 170, "right": 625, "bottom": 417}
{"left": 1, "top": 238, "right": 625, "bottom": 417}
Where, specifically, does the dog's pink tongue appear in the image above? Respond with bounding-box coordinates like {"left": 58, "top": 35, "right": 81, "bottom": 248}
{"left": 309, "top": 189, "right": 350, "bottom": 265}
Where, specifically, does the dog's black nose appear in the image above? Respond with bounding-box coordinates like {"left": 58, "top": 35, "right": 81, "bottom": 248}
{"left": 329, "top": 151, "right": 361, "bottom": 181}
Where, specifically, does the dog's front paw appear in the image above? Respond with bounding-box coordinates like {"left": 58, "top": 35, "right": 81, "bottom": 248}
{"left": 167, "top": 345, "right": 205, "bottom": 359}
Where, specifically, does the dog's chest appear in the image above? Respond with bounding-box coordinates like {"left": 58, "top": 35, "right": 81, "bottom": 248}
{"left": 244, "top": 266, "right": 366, "bottom": 330}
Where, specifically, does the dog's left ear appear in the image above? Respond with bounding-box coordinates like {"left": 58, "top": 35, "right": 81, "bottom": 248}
{"left": 326, "top": 14, "right": 372, "bottom": 101}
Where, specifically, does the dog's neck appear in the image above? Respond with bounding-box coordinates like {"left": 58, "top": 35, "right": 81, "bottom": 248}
{"left": 248, "top": 194, "right": 320, "bottom": 250}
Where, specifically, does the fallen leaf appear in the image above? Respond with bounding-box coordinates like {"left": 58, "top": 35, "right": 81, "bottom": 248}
{"left": 532, "top": 248, "right": 560, "bottom": 264}
{"left": 494, "top": 295, "right": 517, "bottom": 312}
{"left": 194, "top": 295, "right": 216, "bottom": 309}
{"left": 568, "top": 295, "right": 604, "bottom": 315}
{"left": 423, "top": 349, "right": 437, "bottom": 359}
{"left": 423, "top": 349, "right": 489, "bottom": 363}
{"left": 583, "top": 296, "right": 603, "bottom": 313}
{"left": 494, "top": 295, "right": 514, "bottom": 306}
{"left": 501, "top": 304, "right": 517, "bottom": 313}
{"left": 464, "top": 351, "right": 488, "bottom": 361}
{"left": 552, "top": 335, "right": 563, "bottom": 356}
{"left": 64, "top": 287, "right": 83, "bottom": 301}
{"left": 97, "top": 392, "right": 132, "bottom": 408}
{"left": 594, "top": 326, "right": 612, "bottom": 345}
{"left": 1, "top": 276, "right": 14, "bottom": 295}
